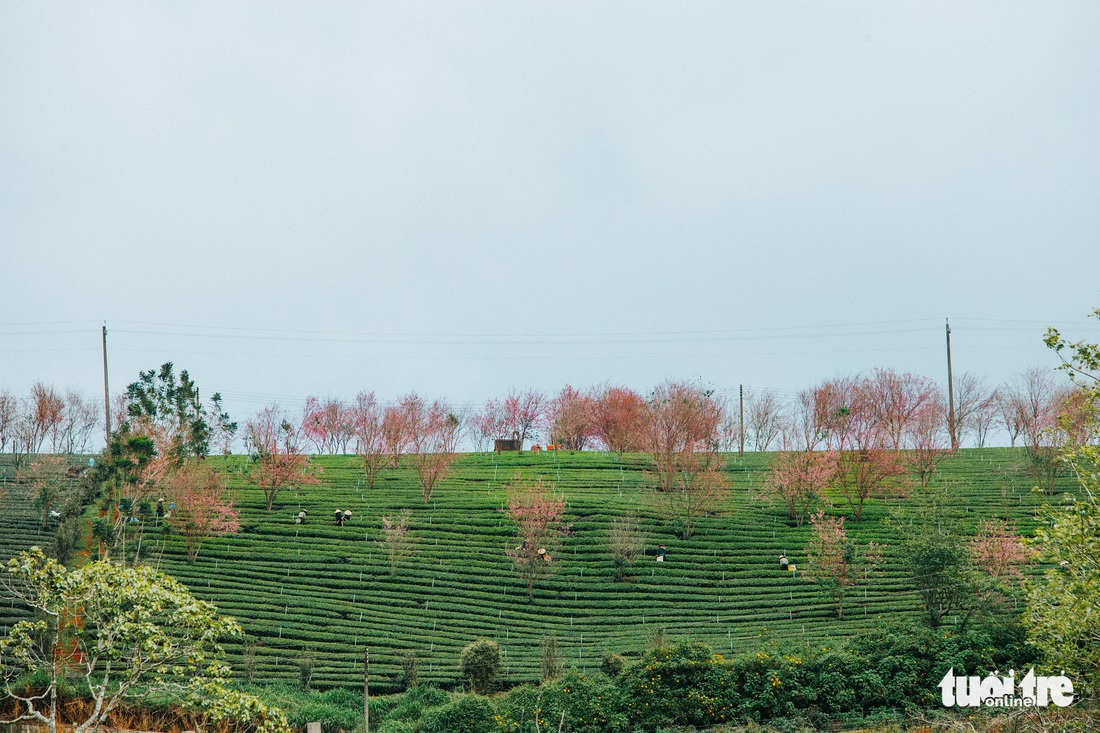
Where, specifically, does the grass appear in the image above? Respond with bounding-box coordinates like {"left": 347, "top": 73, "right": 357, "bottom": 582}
{"left": 0, "top": 447, "right": 1078, "bottom": 693}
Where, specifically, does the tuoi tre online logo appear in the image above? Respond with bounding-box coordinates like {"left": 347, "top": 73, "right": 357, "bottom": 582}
{"left": 938, "top": 668, "right": 1074, "bottom": 708}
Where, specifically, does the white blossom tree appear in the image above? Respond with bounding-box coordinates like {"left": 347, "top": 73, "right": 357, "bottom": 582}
{"left": 0, "top": 548, "right": 288, "bottom": 733}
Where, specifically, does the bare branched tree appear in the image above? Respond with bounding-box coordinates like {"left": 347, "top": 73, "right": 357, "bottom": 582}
{"left": 607, "top": 513, "right": 648, "bottom": 581}
{"left": 378, "top": 510, "right": 416, "bottom": 575}
{"left": 746, "top": 388, "right": 785, "bottom": 452}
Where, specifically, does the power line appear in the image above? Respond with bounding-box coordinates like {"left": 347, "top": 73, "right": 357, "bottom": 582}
{"left": 0, "top": 329, "right": 103, "bottom": 336}
{"left": 110, "top": 316, "right": 945, "bottom": 339}
{"left": 107, "top": 325, "right": 942, "bottom": 347}
{"left": 1, "top": 348, "right": 100, "bottom": 354}
{"left": 107, "top": 344, "right": 949, "bottom": 361}
{"left": 0, "top": 320, "right": 100, "bottom": 327}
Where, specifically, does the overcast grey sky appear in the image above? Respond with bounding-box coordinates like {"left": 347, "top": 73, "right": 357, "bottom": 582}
{"left": 3, "top": 2, "right": 1099, "bottom": 425}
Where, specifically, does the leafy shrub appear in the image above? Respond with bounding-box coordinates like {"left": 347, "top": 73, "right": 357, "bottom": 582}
{"left": 600, "top": 652, "right": 625, "bottom": 678}
{"left": 460, "top": 639, "right": 503, "bottom": 694}
{"left": 53, "top": 515, "right": 81, "bottom": 562}
{"left": 493, "top": 684, "right": 541, "bottom": 733}
{"left": 618, "top": 641, "right": 735, "bottom": 728}
{"left": 397, "top": 651, "right": 419, "bottom": 691}
{"left": 496, "top": 673, "right": 624, "bottom": 733}
{"left": 609, "top": 624, "right": 1043, "bottom": 729}
{"left": 540, "top": 672, "right": 625, "bottom": 733}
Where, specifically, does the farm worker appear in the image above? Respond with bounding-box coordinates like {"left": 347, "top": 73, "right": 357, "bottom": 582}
{"left": 297, "top": 510, "right": 307, "bottom": 524}
{"left": 656, "top": 545, "right": 667, "bottom": 562}
{"left": 335, "top": 509, "right": 345, "bottom": 526}
{"left": 156, "top": 498, "right": 165, "bottom": 518}
{"left": 344, "top": 510, "right": 352, "bottom": 523}
{"left": 779, "top": 554, "right": 789, "bottom": 571}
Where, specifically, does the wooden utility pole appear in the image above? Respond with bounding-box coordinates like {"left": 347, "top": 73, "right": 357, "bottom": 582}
{"left": 102, "top": 323, "right": 111, "bottom": 442}
{"left": 363, "top": 646, "right": 370, "bottom": 733}
{"left": 738, "top": 384, "right": 745, "bottom": 457}
{"left": 945, "top": 319, "right": 957, "bottom": 449}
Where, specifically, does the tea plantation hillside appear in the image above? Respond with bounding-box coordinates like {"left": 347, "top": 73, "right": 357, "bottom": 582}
{"left": 0, "top": 457, "right": 86, "bottom": 633}
{"left": 0, "top": 449, "right": 1077, "bottom": 692}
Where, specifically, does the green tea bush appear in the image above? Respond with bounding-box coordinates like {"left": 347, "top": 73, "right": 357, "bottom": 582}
{"left": 495, "top": 672, "right": 624, "bottom": 733}
{"left": 618, "top": 641, "right": 742, "bottom": 728}
{"left": 492, "top": 684, "right": 541, "bottom": 733}
{"left": 460, "top": 639, "right": 503, "bottom": 694}
{"left": 600, "top": 652, "right": 625, "bottom": 678}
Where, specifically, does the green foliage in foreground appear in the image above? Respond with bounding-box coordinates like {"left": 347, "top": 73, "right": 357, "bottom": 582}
{"left": 1025, "top": 446, "right": 1100, "bottom": 701}
{"left": 0, "top": 548, "right": 289, "bottom": 733}
{"left": 1027, "top": 313, "right": 1100, "bottom": 701}
{"left": 361, "top": 621, "right": 1038, "bottom": 733}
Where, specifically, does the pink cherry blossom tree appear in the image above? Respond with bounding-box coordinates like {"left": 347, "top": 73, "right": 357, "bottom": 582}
{"left": 804, "top": 511, "right": 880, "bottom": 619}
{"left": 302, "top": 396, "right": 355, "bottom": 455}
{"left": 951, "top": 373, "right": 994, "bottom": 448}
{"left": 165, "top": 462, "right": 240, "bottom": 562}
{"left": 640, "top": 380, "right": 723, "bottom": 492}
{"left": 505, "top": 478, "right": 571, "bottom": 600}
{"left": 830, "top": 380, "right": 908, "bottom": 520}
{"left": 546, "top": 385, "right": 595, "bottom": 450}
{"left": 502, "top": 388, "right": 547, "bottom": 451}
{"left": 971, "top": 386, "right": 1001, "bottom": 449}
{"left": 353, "top": 391, "right": 388, "bottom": 489}
{"left": 660, "top": 452, "right": 730, "bottom": 540}
{"left": 811, "top": 376, "right": 860, "bottom": 450}
{"left": 470, "top": 399, "right": 508, "bottom": 453}
{"left": 382, "top": 404, "right": 410, "bottom": 467}
{"left": 970, "top": 519, "right": 1032, "bottom": 583}
{"left": 57, "top": 389, "right": 100, "bottom": 455}
{"left": 246, "top": 405, "right": 322, "bottom": 511}
{"left": 863, "top": 368, "right": 940, "bottom": 450}
{"left": 591, "top": 384, "right": 647, "bottom": 457}
{"left": 403, "top": 393, "right": 462, "bottom": 503}
{"left": 0, "top": 389, "right": 17, "bottom": 455}
{"left": 765, "top": 450, "right": 837, "bottom": 526}
{"left": 902, "top": 397, "right": 952, "bottom": 490}
{"left": 1003, "top": 368, "right": 1085, "bottom": 494}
